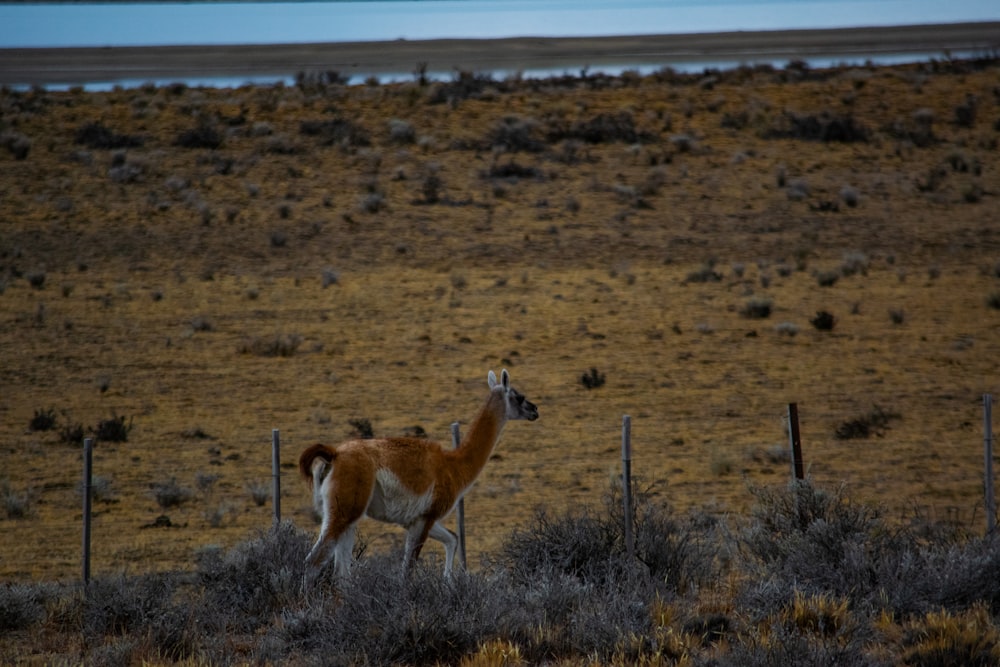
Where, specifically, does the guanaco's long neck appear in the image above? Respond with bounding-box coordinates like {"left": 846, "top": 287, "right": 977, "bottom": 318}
{"left": 453, "top": 390, "right": 507, "bottom": 489}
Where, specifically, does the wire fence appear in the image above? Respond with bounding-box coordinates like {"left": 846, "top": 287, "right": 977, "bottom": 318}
{"left": 77, "top": 395, "right": 999, "bottom": 586}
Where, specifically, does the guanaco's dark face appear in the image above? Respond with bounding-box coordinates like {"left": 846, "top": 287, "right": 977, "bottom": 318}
{"left": 506, "top": 386, "right": 539, "bottom": 421}
{"left": 489, "top": 368, "right": 539, "bottom": 421}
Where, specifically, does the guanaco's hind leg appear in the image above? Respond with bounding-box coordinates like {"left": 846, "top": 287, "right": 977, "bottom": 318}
{"left": 402, "top": 520, "right": 432, "bottom": 575}
{"left": 309, "top": 457, "right": 329, "bottom": 516}
{"left": 304, "top": 458, "right": 372, "bottom": 585}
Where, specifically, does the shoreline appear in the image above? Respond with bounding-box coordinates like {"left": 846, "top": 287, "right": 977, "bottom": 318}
{"left": 2, "top": 21, "right": 999, "bottom": 87}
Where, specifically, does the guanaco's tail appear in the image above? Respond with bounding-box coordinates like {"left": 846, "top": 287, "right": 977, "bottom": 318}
{"left": 298, "top": 443, "right": 337, "bottom": 488}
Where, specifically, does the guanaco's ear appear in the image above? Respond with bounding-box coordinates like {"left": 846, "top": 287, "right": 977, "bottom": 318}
{"left": 488, "top": 370, "right": 498, "bottom": 389}
{"left": 500, "top": 368, "right": 510, "bottom": 389}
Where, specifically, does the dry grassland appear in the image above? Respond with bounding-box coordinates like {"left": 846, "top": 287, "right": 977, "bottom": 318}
{"left": 1, "top": 57, "right": 999, "bottom": 582}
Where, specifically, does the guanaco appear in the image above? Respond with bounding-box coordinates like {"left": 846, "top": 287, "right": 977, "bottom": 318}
{"left": 299, "top": 369, "right": 538, "bottom": 580}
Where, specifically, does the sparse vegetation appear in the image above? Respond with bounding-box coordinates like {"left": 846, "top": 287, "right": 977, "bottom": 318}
{"left": 247, "top": 480, "right": 270, "bottom": 507}
{"left": 299, "top": 117, "right": 370, "bottom": 147}
{"left": 74, "top": 121, "right": 144, "bottom": 149}
{"left": 151, "top": 477, "right": 194, "bottom": 509}
{"left": 2, "top": 54, "right": 1000, "bottom": 666}
{"left": 580, "top": 367, "right": 606, "bottom": 389}
{"left": 775, "top": 321, "right": 799, "bottom": 336}
{"left": 1, "top": 479, "right": 33, "bottom": 519}
{"left": 767, "top": 110, "right": 870, "bottom": 142}
{"left": 815, "top": 269, "right": 839, "bottom": 287}
{"left": 238, "top": 333, "right": 303, "bottom": 357}
{"left": 810, "top": 310, "right": 836, "bottom": 331}
{"left": 28, "top": 407, "right": 57, "bottom": 432}
{"left": 3, "top": 480, "right": 999, "bottom": 665}
{"left": 93, "top": 414, "right": 132, "bottom": 443}
{"left": 1, "top": 131, "right": 31, "bottom": 160}
{"left": 740, "top": 297, "right": 773, "bottom": 319}
{"left": 348, "top": 417, "right": 375, "bottom": 439}
{"left": 685, "top": 262, "right": 723, "bottom": 284}
{"left": 175, "top": 123, "right": 223, "bottom": 149}
{"left": 835, "top": 405, "right": 901, "bottom": 439}
{"left": 59, "top": 421, "right": 85, "bottom": 445}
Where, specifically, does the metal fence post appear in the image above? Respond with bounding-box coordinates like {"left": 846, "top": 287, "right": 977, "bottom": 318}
{"left": 272, "top": 429, "right": 281, "bottom": 525}
{"left": 787, "top": 403, "right": 804, "bottom": 480}
{"left": 985, "top": 395, "right": 995, "bottom": 533}
{"left": 622, "top": 415, "right": 634, "bottom": 561}
{"left": 82, "top": 437, "right": 93, "bottom": 585}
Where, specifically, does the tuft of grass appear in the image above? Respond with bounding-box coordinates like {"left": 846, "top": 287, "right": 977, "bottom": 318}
{"left": 247, "top": 480, "right": 270, "bottom": 507}
{"left": 740, "top": 297, "right": 773, "bottom": 319}
{"left": 839, "top": 185, "right": 860, "bottom": 207}
{"left": 775, "top": 321, "right": 799, "bottom": 336}
{"left": 74, "top": 121, "right": 144, "bottom": 150}
{"left": 189, "top": 315, "right": 213, "bottom": 332}
{"left": 902, "top": 603, "right": 1000, "bottom": 667}
{"left": 78, "top": 474, "right": 117, "bottom": 503}
{"left": 1, "top": 479, "right": 33, "bottom": 519}
{"left": 348, "top": 418, "right": 375, "bottom": 439}
{"left": 321, "top": 267, "right": 339, "bottom": 288}
{"left": 29, "top": 407, "right": 57, "bottom": 432}
{"left": 420, "top": 170, "right": 444, "bottom": 204}
{"left": 151, "top": 477, "right": 194, "bottom": 509}
{"left": 839, "top": 251, "right": 869, "bottom": 277}
{"left": 360, "top": 192, "right": 385, "bottom": 213}
{"left": 175, "top": 123, "right": 223, "bottom": 150}
{"left": 580, "top": 367, "right": 606, "bottom": 389}
{"left": 238, "top": 333, "right": 303, "bottom": 357}
{"left": 711, "top": 454, "right": 736, "bottom": 476}
{"left": 835, "top": 405, "right": 901, "bottom": 440}
{"left": 684, "top": 262, "right": 723, "bottom": 284}
{"left": 269, "top": 229, "right": 288, "bottom": 248}
{"left": 780, "top": 590, "right": 853, "bottom": 638}
{"left": 810, "top": 310, "right": 836, "bottom": 331}
{"left": 26, "top": 271, "right": 46, "bottom": 289}
{"left": 59, "top": 421, "right": 85, "bottom": 445}
{"left": 93, "top": 414, "right": 132, "bottom": 443}
{"left": 388, "top": 118, "right": 416, "bottom": 144}
{"left": 1, "top": 131, "right": 32, "bottom": 160}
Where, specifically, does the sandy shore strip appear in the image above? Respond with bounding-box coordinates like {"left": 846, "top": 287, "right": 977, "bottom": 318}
{"left": 2, "top": 21, "right": 998, "bottom": 86}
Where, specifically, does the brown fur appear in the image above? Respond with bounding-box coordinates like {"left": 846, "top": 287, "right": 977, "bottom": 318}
{"left": 298, "top": 443, "right": 336, "bottom": 487}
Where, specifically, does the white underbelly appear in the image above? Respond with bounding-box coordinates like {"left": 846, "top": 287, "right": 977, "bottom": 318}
{"left": 367, "top": 468, "right": 434, "bottom": 525}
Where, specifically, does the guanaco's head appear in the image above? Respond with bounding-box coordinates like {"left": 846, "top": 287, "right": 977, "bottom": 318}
{"left": 488, "top": 369, "right": 539, "bottom": 421}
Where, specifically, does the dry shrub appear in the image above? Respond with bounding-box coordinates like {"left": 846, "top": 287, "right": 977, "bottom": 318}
{"left": 74, "top": 121, "right": 144, "bottom": 149}
{"left": 767, "top": 111, "right": 869, "bottom": 143}
{"left": 238, "top": 333, "right": 303, "bottom": 357}
{"left": 299, "top": 118, "right": 371, "bottom": 147}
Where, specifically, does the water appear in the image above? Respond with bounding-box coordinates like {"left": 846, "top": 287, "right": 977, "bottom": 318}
{"left": 2, "top": 0, "right": 997, "bottom": 49}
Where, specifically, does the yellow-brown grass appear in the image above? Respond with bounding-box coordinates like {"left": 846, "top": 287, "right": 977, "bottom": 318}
{"left": 1, "top": 58, "right": 998, "bottom": 582}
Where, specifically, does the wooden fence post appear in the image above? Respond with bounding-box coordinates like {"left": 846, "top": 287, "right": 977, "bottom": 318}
{"left": 272, "top": 428, "right": 281, "bottom": 525}
{"left": 621, "top": 414, "right": 634, "bottom": 561}
{"left": 787, "top": 403, "right": 804, "bottom": 480}
{"left": 82, "top": 437, "right": 93, "bottom": 585}
{"left": 451, "top": 422, "right": 467, "bottom": 570}
{"left": 985, "top": 394, "right": 995, "bottom": 534}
